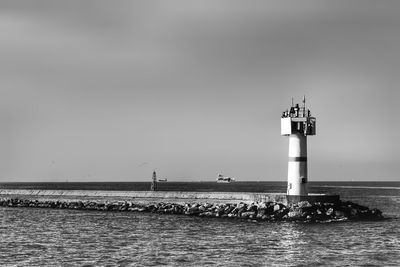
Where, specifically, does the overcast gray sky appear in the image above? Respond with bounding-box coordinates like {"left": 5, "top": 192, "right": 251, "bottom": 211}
{"left": 1, "top": 1, "right": 399, "bottom": 182}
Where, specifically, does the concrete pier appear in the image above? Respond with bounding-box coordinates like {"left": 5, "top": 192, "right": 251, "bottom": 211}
{"left": 0, "top": 189, "right": 339, "bottom": 205}
{"left": 0, "top": 189, "right": 288, "bottom": 204}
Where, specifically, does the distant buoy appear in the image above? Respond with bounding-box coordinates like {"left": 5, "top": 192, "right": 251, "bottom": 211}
{"left": 151, "top": 170, "right": 157, "bottom": 191}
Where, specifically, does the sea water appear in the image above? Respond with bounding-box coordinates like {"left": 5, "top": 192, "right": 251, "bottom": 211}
{"left": 0, "top": 182, "right": 399, "bottom": 266}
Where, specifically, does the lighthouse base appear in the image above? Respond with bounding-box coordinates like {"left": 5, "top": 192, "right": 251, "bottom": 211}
{"left": 286, "top": 194, "right": 340, "bottom": 205}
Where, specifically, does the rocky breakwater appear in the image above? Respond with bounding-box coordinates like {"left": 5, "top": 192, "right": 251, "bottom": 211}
{"left": 0, "top": 198, "right": 383, "bottom": 223}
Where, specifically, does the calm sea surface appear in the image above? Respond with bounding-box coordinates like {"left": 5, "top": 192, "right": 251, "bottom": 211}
{"left": 0, "top": 181, "right": 399, "bottom": 266}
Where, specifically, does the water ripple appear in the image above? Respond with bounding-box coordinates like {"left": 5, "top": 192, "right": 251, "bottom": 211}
{"left": 0, "top": 196, "right": 399, "bottom": 266}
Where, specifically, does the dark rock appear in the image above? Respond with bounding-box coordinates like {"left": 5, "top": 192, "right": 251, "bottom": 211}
{"left": 186, "top": 206, "right": 200, "bottom": 215}
{"left": 334, "top": 210, "right": 347, "bottom": 219}
{"left": 247, "top": 204, "right": 257, "bottom": 212}
{"left": 371, "top": 208, "right": 383, "bottom": 218}
{"left": 224, "top": 205, "right": 235, "bottom": 214}
{"left": 241, "top": 211, "right": 256, "bottom": 219}
{"left": 274, "top": 208, "right": 289, "bottom": 219}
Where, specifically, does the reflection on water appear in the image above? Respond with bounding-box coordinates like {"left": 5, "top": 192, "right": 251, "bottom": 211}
{"left": 0, "top": 198, "right": 399, "bottom": 266}
{"left": 1, "top": 182, "right": 399, "bottom": 266}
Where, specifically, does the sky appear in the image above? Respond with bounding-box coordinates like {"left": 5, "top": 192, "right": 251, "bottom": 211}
{"left": 0, "top": 1, "right": 399, "bottom": 182}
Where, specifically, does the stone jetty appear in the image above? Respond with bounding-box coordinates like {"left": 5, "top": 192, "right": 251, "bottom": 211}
{"left": 0, "top": 197, "right": 383, "bottom": 223}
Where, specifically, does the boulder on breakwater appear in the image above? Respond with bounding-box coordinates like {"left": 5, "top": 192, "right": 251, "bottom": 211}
{"left": 0, "top": 198, "right": 383, "bottom": 223}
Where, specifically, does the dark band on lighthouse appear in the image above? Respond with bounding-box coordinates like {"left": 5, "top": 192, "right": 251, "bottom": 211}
{"left": 288, "top": 157, "right": 307, "bottom": 162}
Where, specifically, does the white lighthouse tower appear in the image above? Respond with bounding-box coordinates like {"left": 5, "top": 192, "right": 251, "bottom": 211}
{"left": 281, "top": 97, "right": 316, "bottom": 197}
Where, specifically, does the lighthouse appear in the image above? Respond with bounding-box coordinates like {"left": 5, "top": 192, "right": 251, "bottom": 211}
{"left": 281, "top": 97, "right": 316, "bottom": 197}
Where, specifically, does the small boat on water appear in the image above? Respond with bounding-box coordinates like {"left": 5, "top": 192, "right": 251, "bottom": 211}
{"left": 216, "top": 174, "right": 235, "bottom": 183}
{"left": 158, "top": 179, "right": 167, "bottom": 182}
